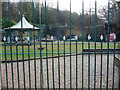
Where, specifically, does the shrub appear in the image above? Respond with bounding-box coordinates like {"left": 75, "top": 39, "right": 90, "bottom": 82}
{"left": 0, "top": 19, "right": 17, "bottom": 29}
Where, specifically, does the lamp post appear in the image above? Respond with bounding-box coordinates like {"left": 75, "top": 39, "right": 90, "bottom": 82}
{"left": 117, "top": 1, "right": 120, "bottom": 50}
{"left": 116, "top": 1, "right": 120, "bottom": 58}
{"left": 117, "top": 1, "right": 120, "bottom": 28}
{"left": 87, "top": 2, "right": 94, "bottom": 35}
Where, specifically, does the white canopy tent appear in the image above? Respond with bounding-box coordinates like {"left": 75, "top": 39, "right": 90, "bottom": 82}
{"left": 4, "top": 16, "right": 39, "bottom": 30}
{"left": 4, "top": 17, "right": 40, "bottom": 43}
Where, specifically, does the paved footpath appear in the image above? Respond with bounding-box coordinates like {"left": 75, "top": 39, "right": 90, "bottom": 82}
{"left": 1, "top": 54, "right": 120, "bottom": 88}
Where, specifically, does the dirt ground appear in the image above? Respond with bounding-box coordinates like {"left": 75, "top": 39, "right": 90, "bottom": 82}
{"left": 1, "top": 54, "right": 120, "bottom": 88}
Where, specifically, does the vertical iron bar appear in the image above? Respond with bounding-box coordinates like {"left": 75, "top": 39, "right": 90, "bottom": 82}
{"left": 38, "top": 0, "right": 43, "bottom": 88}
{"left": 106, "top": 0, "right": 110, "bottom": 89}
{"left": 82, "top": 0, "right": 84, "bottom": 89}
{"left": 88, "top": 40, "right": 90, "bottom": 89}
{"left": 0, "top": 52, "right": 1, "bottom": 90}
{"left": 39, "top": 33, "right": 44, "bottom": 88}
{"left": 20, "top": 0, "right": 26, "bottom": 89}
{"left": 118, "top": 70, "right": 120, "bottom": 89}
{"left": 76, "top": 39, "right": 78, "bottom": 89}
{"left": 16, "top": 40, "right": 20, "bottom": 89}
{"left": 4, "top": 34, "right": 8, "bottom": 89}
{"left": 112, "top": 37, "right": 116, "bottom": 89}
{"left": 100, "top": 39, "right": 103, "bottom": 89}
{"left": 56, "top": 0, "right": 60, "bottom": 89}
{"left": 52, "top": 40, "right": 54, "bottom": 89}
{"left": 33, "top": 35, "right": 37, "bottom": 89}
{"left": 44, "top": 0, "right": 49, "bottom": 88}
{"left": 69, "top": 0, "right": 72, "bottom": 89}
{"left": 0, "top": 2, "right": 1, "bottom": 89}
{"left": 31, "top": 1, "right": 37, "bottom": 88}
{"left": 94, "top": 0, "right": 97, "bottom": 89}
{"left": 8, "top": 0, "right": 14, "bottom": 89}
{"left": 27, "top": 33, "right": 31, "bottom": 89}
{"left": 64, "top": 40, "right": 66, "bottom": 89}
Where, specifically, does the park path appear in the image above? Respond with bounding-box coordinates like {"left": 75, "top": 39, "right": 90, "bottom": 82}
{"left": 1, "top": 54, "right": 120, "bottom": 88}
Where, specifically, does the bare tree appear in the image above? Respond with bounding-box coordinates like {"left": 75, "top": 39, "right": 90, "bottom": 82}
{"left": 98, "top": 0, "right": 118, "bottom": 21}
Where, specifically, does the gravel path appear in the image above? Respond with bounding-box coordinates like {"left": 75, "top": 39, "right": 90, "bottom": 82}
{"left": 1, "top": 54, "right": 120, "bottom": 88}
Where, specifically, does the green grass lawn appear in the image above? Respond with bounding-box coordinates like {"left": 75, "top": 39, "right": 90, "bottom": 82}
{"left": 1, "top": 41, "right": 119, "bottom": 61}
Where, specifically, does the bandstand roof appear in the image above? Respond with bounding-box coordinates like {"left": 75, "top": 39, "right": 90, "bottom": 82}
{"left": 4, "top": 16, "right": 39, "bottom": 30}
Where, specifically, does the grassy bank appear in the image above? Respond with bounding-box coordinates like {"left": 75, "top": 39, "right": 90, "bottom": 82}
{"left": 1, "top": 41, "right": 119, "bottom": 61}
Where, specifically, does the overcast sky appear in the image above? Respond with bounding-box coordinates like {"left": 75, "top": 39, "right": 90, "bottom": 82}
{"left": 45, "top": 0, "right": 109, "bottom": 13}
{"left": 2, "top": 0, "right": 109, "bottom": 13}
